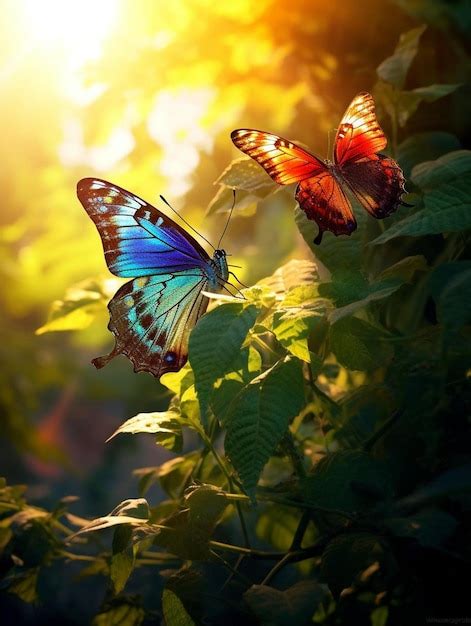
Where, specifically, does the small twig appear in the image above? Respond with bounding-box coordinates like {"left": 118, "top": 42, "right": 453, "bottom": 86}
{"left": 210, "top": 549, "right": 252, "bottom": 586}
{"left": 363, "top": 409, "right": 404, "bottom": 453}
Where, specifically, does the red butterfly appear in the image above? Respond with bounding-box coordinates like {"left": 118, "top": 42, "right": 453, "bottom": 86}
{"left": 231, "top": 92, "right": 410, "bottom": 244}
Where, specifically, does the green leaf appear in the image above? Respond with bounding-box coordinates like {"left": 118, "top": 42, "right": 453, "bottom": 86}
{"left": 35, "top": 277, "right": 113, "bottom": 334}
{"left": 319, "top": 271, "right": 403, "bottom": 323}
{"left": 396, "top": 84, "right": 460, "bottom": 127}
{"left": 376, "top": 255, "right": 428, "bottom": 283}
{"left": 371, "top": 175, "right": 471, "bottom": 243}
{"left": 165, "top": 568, "right": 204, "bottom": 624}
{"left": 411, "top": 150, "right": 471, "bottom": 191}
{"left": 162, "top": 589, "right": 195, "bottom": 626}
{"left": 134, "top": 453, "right": 199, "bottom": 499}
{"left": 429, "top": 262, "right": 471, "bottom": 333}
{"left": 225, "top": 356, "right": 305, "bottom": 496}
{"left": 110, "top": 499, "right": 150, "bottom": 519}
{"left": 106, "top": 410, "right": 183, "bottom": 452}
{"left": 207, "top": 185, "right": 261, "bottom": 217}
{"left": 330, "top": 318, "right": 394, "bottom": 372}
{"left": 397, "top": 132, "right": 460, "bottom": 177}
{"left": 244, "top": 581, "right": 330, "bottom": 626}
{"left": 302, "top": 451, "right": 392, "bottom": 514}
{"left": 153, "top": 486, "right": 227, "bottom": 560}
{"left": 189, "top": 302, "right": 260, "bottom": 425}
{"left": 258, "top": 259, "right": 320, "bottom": 294}
{"left": 110, "top": 551, "right": 134, "bottom": 595}
{"left": 215, "top": 156, "right": 276, "bottom": 192}
{"left": 273, "top": 298, "right": 326, "bottom": 362}
{"left": 376, "top": 25, "right": 426, "bottom": 88}
{"left": 92, "top": 600, "right": 145, "bottom": 626}
{"left": 7, "top": 569, "right": 38, "bottom": 603}
{"left": 71, "top": 499, "right": 150, "bottom": 536}
{"left": 184, "top": 484, "right": 228, "bottom": 528}
{"left": 371, "top": 606, "right": 389, "bottom": 626}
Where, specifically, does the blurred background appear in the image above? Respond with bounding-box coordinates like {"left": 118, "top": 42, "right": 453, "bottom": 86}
{"left": 1, "top": 0, "right": 470, "bottom": 622}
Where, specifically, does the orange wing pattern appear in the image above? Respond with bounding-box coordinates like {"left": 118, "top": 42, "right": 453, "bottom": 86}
{"left": 341, "top": 154, "right": 408, "bottom": 219}
{"left": 231, "top": 129, "right": 326, "bottom": 185}
{"left": 334, "top": 92, "right": 387, "bottom": 166}
{"left": 295, "top": 171, "right": 356, "bottom": 244}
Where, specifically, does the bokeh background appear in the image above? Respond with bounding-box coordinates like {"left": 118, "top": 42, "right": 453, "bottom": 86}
{"left": 1, "top": 0, "right": 470, "bottom": 622}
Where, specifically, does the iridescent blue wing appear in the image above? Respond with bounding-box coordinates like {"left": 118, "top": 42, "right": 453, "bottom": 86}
{"left": 77, "top": 178, "right": 210, "bottom": 277}
{"left": 93, "top": 270, "right": 212, "bottom": 377}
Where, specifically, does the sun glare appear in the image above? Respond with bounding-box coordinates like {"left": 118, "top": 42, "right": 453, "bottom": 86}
{"left": 21, "top": 0, "right": 120, "bottom": 67}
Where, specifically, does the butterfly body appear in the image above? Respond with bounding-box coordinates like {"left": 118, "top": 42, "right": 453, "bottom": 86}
{"left": 231, "top": 92, "right": 409, "bottom": 244}
{"left": 77, "top": 178, "right": 228, "bottom": 377}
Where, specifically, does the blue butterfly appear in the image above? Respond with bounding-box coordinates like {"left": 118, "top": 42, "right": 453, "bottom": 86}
{"left": 77, "top": 178, "right": 230, "bottom": 377}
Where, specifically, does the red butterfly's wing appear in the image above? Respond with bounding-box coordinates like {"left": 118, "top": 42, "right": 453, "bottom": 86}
{"left": 231, "top": 129, "right": 326, "bottom": 185}
{"left": 296, "top": 171, "right": 356, "bottom": 244}
{"left": 334, "top": 92, "right": 387, "bottom": 166}
{"left": 341, "top": 154, "right": 408, "bottom": 219}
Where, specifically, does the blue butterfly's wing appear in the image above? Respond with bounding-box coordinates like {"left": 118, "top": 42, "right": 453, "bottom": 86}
{"left": 93, "top": 270, "right": 211, "bottom": 376}
{"left": 77, "top": 178, "right": 221, "bottom": 376}
{"left": 77, "top": 178, "right": 210, "bottom": 277}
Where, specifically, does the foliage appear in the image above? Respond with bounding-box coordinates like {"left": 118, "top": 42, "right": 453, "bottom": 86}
{"left": 1, "top": 1, "right": 471, "bottom": 625}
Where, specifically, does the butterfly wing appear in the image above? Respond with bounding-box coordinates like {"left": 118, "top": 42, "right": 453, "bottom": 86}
{"left": 231, "top": 129, "right": 326, "bottom": 184}
{"left": 231, "top": 129, "right": 355, "bottom": 243}
{"left": 334, "top": 92, "right": 387, "bottom": 166}
{"left": 295, "top": 172, "right": 355, "bottom": 244}
{"left": 77, "top": 178, "right": 210, "bottom": 277}
{"left": 334, "top": 93, "right": 408, "bottom": 219}
{"left": 340, "top": 154, "right": 408, "bottom": 219}
{"left": 93, "top": 270, "right": 211, "bottom": 377}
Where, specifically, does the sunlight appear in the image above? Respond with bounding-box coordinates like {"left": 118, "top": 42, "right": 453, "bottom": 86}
{"left": 147, "top": 87, "right": 217, "bottom": 197}
{"left": 20, "top": 0, "right": 120, "bottom": 67}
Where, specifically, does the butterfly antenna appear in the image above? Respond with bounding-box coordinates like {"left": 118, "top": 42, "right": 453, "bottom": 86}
{"left": 217, "top": 189, "right": 236, "bottom": 249}
{"left": 159, "top": 195, "right": 215, "bottom": 251}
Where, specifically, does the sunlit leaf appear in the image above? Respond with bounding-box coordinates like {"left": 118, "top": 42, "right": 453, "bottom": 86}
{"left": 35, "top": 278, "right": 114, "bottom": 335}
{"left": 106, "top": 410, "right": 183, "bottom": 452}
{"left": 189, "top": 302, "right": 260, "bottom": 425}
{"left": 225, "top": 356, "right": 304, "bottom": 496}
{"left": 258, "top": 259, "right": 320, "bottom": 294}
{"left": 215, "top": 156, "right": 276, "bottom": 192}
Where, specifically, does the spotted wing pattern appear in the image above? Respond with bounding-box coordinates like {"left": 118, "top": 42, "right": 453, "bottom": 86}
{"left": 230, "top": 129, "right": 326, "bottom": 185}
{"left": 93, "top": 271, "right": 210, "bottom": 377}
{"left": 77, "top": 178, "right": 209, "bottom": 278}
{"left": 333, "top": 93, "right": 409, "bottom": 218}
{"left": 77, "top": 178, "right": 222, "bottom": 377}
{"left": 341, "top": 154, "right": 407, "bottom": 219}
{"left": 334, "top": 92, "right": 387, "bottom": 166}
